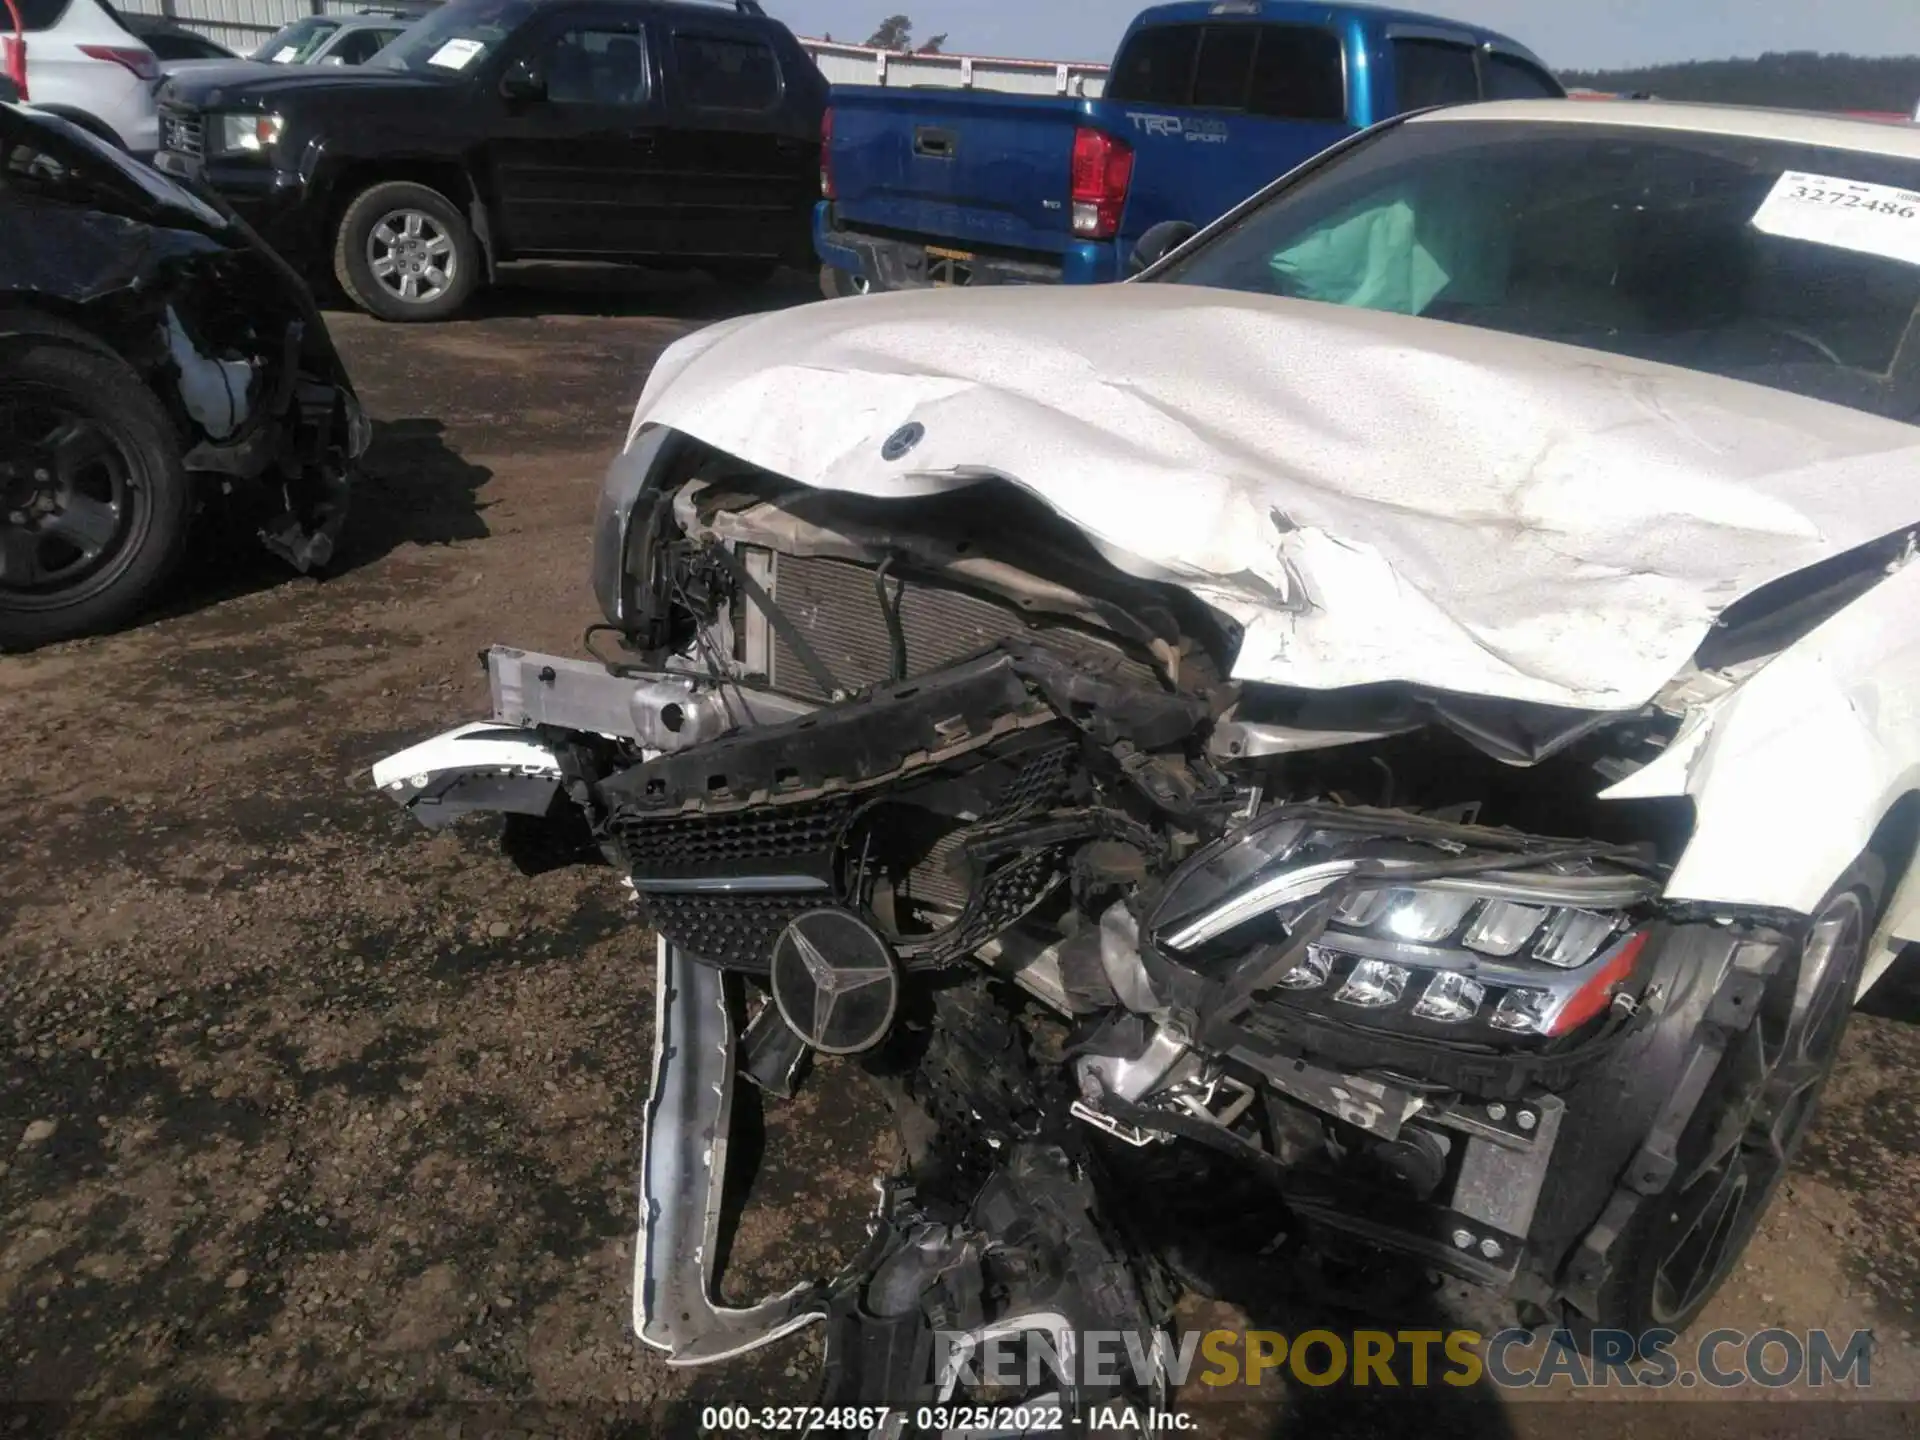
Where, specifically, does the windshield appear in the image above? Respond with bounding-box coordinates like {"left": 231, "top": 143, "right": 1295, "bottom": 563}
{"left": 252, "top": 18, "right": 342, "bottom": 64}
{"left": 1156, "top": 119, "right": 1920, "bottom": 422}
{"left": 372, "top": 0, "right": 530, "bottom": 74}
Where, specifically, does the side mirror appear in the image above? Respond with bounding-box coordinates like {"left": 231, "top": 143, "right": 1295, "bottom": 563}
{"left": 499, "top": 56, "right": 546, "bottom": 102}
{"left": 1130, "top": 220, "right": 1199, "bottom": 277}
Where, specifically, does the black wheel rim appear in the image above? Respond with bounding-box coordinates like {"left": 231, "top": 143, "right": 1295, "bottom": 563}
{"left": 1648, "top": 891, "right": 1865, "bottom": 1324}
{"left": 0, "top": 385, "right": 148, "bottom": 610}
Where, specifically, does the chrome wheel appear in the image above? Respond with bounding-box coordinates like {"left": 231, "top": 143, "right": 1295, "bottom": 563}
{"left": 1647, "top": 891, "right": 1867, "bottom": 1324}
{"left": 365, "top": 208, "right": 457, "bottom": 306}
{"left": 0, "top": 391, "right": 142, "bottom": 606}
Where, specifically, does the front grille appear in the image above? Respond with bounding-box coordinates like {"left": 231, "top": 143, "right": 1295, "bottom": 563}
{"left": 767, "top": 554, "right": 1037, "bottom": 702}
{"left": 645, "top": 892, "right": 817, "bottom": 976}
{"left": 613, "top": 796, "right": 855, "bottom": 884}
{"left": 160, "top": 108, "right": 203, "bottom": 159}
{"left": 900, "top": 739, "right": 1077, "bottom": 916}
{"left": 612, "top": 796, "right": 856, "bottom": 972}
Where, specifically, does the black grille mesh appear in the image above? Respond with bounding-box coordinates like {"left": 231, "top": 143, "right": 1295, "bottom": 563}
{"left": 644, "top": 893, "right": 816, "bottom": 976}
{"left": 616, "top": 738, "right": 1081, "bottom": 973}
{"left": 613, "top": 796, "right": 855, "bottom": 879}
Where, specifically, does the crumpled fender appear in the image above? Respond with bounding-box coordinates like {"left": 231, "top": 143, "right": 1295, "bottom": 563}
{"left": 1606, "top": 558, "right": 1920, "bottom": 985}
{"left": 628, "top": 284, "right": 1920, "bottom": 714}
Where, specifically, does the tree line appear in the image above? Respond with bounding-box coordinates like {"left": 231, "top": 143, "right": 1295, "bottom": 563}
{"left": 1563, "top": 52, "right": 1920, "bottom": 111}
{"left": 818, "top": 15, "right": 948, "bottom": 54}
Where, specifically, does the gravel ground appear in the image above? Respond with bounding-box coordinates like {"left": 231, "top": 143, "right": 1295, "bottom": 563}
{"left": 4, "top": 266, "right": 1920, "bottom": 1438}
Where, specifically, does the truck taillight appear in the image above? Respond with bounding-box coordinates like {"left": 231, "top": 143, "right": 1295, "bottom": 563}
{"left": 79, "top": 45, "right": 159, "bottom": 82}
{"left": 1070, "top": 127, "right": 1133, "bottom": 241}
{"left": 821, "top": 106, "right": 837, "bottom": 200}
{"left": 1, "top": 36, "right": 25, "bottom": 100}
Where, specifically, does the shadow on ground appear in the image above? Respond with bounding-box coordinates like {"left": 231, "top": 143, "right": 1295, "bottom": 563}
{"left": 147, "top": 416, "right": 492, "bottom": 627}
{"left": 448, "top": 263, "right": 821, "bottom": 323}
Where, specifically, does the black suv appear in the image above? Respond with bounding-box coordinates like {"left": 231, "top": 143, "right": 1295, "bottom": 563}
{"left": 153, "top": 0, "right": 828, "bottom": 320}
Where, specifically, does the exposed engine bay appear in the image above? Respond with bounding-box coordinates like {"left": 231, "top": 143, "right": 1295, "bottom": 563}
{"left": 375, "top": 424, "right": 1909, "bottom": 1417}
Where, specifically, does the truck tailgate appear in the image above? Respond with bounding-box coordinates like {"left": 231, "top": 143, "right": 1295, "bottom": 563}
{"left": 1111, "top": 109, "right": 1355, "bottom": 246}
{"left": 830, "top": 87, "right": 1091, "bottom": 257}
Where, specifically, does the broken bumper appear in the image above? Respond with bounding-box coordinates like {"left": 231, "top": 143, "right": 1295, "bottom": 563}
{"left": 373, "top": 645, "right": 817, "bottom": 828}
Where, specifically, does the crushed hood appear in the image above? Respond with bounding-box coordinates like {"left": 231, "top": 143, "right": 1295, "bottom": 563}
{"left": 632, "top": 284, "right": 1920, "bottom": 712}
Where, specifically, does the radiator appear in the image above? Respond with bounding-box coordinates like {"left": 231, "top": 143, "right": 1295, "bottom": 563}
{"left": 766, "top": 554, "right": 1032, "bottom": 702}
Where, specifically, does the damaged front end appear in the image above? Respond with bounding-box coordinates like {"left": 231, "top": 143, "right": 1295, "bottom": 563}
{"left": 377, "top": 420, "right": 1880, "bottom": 1406}
{"left": 1, "top": 103, "right": 366, "bottom": 644}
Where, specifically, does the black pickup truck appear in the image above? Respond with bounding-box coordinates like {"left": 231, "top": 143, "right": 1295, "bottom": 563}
{"left": 153, "top": 0, "right": 827, "bottom": 320}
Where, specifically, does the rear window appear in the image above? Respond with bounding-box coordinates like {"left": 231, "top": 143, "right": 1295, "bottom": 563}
{"left": 1109, "top": 22, "right": 1344, "bottom": 121}
{"left": 253, "top": 18, "right": 342, "bottom": 64}
{"left": 14, "top": 0, "right": 75, "bottom": 31}
{"left": 1481, "top": 52, "right": 1563, "bottom": 101}
{"left": 672, "top": 33, "right": 780, "bottom": 110}
{"left": 1392, "top": 38, "right": 1480, "bottom": 110}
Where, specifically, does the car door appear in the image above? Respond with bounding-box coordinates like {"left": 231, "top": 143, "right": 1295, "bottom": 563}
{"left": 655, "top": 18, "right": 810, "bottom": 259}
{"left": 484, "top": 4, "right": 667, "bottom": 257}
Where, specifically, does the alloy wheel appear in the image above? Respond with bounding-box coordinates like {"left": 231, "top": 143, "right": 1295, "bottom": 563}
{"left": 366, "top": 208, "right": 458, "bottom": 306}
{"left": 1647, "top": 891, "right": 1866, "bottom": 1323}
{"left": 0, "top": 391, "right": 143, "bottom": 607}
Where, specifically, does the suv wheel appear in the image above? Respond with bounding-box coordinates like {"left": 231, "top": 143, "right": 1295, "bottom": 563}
{"left": 334, "top": 182, "right": 480, "bottom": 323}
{"left": 1552, "top": 857, "right": 1883, "bottom": 1340}
{"left": 0, "top": 336, "right": 192, "bottom": 649}
{"left": 820, "top": 265, "right": 870, "bottom": 300}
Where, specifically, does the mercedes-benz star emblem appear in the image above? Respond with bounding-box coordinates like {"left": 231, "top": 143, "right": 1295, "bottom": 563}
{"left": 881, "top": 422, "right": 925, "bottom": 462}
{"left": 769, "top": 909, "right": 900, "bottom": 1056}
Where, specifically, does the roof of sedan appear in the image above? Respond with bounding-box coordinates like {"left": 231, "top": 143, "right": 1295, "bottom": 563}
{"left": 1418, "top": 99, "right": 1920, "bottom": 160}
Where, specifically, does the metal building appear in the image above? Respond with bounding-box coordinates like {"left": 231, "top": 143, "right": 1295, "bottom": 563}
{"left": 109, "top": 0, "right": 1111, "bottom": 95}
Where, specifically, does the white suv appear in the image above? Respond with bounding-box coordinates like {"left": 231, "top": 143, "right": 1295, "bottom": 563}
{"left": 12, "top": 0, "right": 159, "bottom": 155}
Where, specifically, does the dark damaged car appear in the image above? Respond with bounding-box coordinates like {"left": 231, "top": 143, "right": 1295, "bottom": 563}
{"left": 1, "top": 101, "right": 366, "bottom": 649}
{"left": 376, "top": 102, "right": 1920, "bottom": 1413}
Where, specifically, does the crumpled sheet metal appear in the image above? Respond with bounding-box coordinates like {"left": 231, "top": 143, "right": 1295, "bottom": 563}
{"left": 1607, "top": 554, "right": 1920, "bottom": 928}
{"left": 632, "top": 283, "right": 1920, "bottom": 714}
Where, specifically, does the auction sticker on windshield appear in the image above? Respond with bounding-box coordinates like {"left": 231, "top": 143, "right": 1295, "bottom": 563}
{"left": 427, "top": 37, "right": 486, "bottom": 70}
{"left": 1751, "top": 169, "right": 1920, "bottom": 266}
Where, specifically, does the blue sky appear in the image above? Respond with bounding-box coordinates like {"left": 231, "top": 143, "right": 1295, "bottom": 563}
{"left": 785, "top": 0, "right": 1920, "bottom": 71}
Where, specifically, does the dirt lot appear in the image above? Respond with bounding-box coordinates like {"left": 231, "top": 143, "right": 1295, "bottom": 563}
{"left": 5, "top": 267, "right": 1920, "bottom": 1438}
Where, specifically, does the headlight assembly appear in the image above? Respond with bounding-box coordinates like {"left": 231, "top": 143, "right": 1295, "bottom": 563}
{"left": 1149, "top": 808, "right": 1663, "bottom": 1040}
{"left": 211, "top": 113, "right": 285, "bottom": 159}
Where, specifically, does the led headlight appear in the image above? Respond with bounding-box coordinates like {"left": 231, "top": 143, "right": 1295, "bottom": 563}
{"left": 1461, "top": 900, "right": 1549, "bottom": 957}
{"left": 1413, "top": 972, "right": 1486, "bottom": 1023}
{"left": 212, "top": 113, "right": 285, "bottom": 158}
{"left": 1150, "top": 809, "right": 1662, "bottom": 1041}
{"left": 1277, "top": 946, "right": 1334, "bottom": 991}
{"left": 1334, "top": 960, "right": 1408, "bottom": 1009}
{"left": 1378, "top": 890, "right": 1476, "bottom": 944}
{"left": 1532, "top": 909, "right": 1620, "bottom": 968}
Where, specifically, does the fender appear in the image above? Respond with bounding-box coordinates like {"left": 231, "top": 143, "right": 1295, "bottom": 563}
{"left": 303, "top": 138, "right": 499, "bottom": 275}
{"left": 1606, "top": 556, "right": 1920, "bottom": 994}
{"left": 0, "top": 305, "right": 122, "bottom": 361}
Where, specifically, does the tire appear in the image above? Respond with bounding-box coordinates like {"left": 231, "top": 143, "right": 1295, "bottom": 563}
{"left": 819, "top": 265, "right": 871, "bottom": 301}
{"left": 0, "top": 337, "right": 192, "bottom": 649}
{"left": 333, "top": 181, "right": 480, "bottom": 323}
{"left": 1548, "top": 857, "right": 1884, "bottom": 1341}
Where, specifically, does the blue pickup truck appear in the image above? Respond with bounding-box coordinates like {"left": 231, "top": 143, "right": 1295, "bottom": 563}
{"left": 815, "top": 0, "right": 1561, "bottom": 293}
